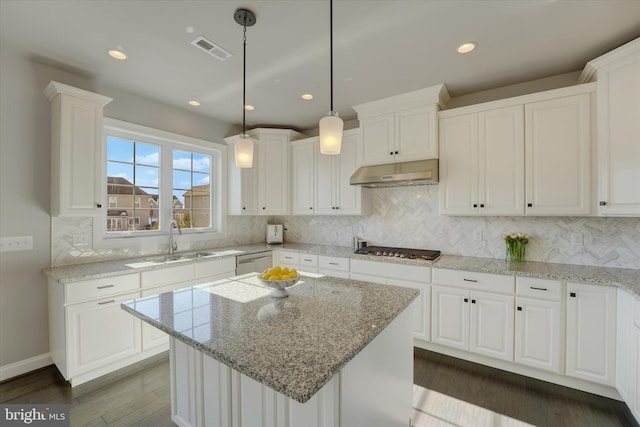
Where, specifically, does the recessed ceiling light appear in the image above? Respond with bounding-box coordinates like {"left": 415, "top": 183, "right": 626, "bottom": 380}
{"left": 188, "top": 100, "right": 201, "bottom": 107}
{"left": 301, "top": 94, "right": 313, "bottom": 100}
{"left": 244, "top": 105, "right": 254, "bottom": 111}
{"left": 108, "top": 49, "right": 127, "bottom": 60}
{"left": 457, "top": 42, "right": 477, "bottom": 54}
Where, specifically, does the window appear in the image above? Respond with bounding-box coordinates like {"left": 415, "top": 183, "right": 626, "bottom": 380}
{"left": 101, "top": 118, "right": 225, "bottom": 242}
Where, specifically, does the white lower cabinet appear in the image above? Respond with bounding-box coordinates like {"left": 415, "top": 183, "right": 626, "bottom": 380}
{"left": 617, "top": 289, "right": 635, "bottom": 403}
{"left": 66, "top": 291, "right": 142, "bottom": 377}
{"left": 514, "top": 277, "right": 563, "bottom": 374}
{"left": 318, "top": 256, "right": 350, "bottom": 279}
{"left": 431, "top": 270, "right": 515, "bottom": 362}
{"left": 350, "top": 259, "right": 431, "bottom": 342}
{"left": 566, "top": 281, "right": 617, "bottom": 386}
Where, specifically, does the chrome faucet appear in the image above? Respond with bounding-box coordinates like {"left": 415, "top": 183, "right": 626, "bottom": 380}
{"left": 168, "top": 220, "right": 182, "bottom": 255}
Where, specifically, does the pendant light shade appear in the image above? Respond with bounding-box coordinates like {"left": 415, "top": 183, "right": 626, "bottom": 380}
{"left": 234, "top": 134, "right": 254, "bottom": 168}
{"left": 319, "top": 112, "right": 343, "bottom": 155}
{"left": 319, "top": 0, "right": 343, "bottom": 155}
{"left": 234, "top": 8, "right": 256, "bottom": 168}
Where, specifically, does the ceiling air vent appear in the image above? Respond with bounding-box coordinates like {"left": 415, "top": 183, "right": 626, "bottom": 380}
{"left": 191, "top": 36, "right": 232, "bottom": 61}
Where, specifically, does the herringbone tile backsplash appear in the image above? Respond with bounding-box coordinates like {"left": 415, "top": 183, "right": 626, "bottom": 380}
{"left": 52, "top": 186, "right": 639, "bottom": 269}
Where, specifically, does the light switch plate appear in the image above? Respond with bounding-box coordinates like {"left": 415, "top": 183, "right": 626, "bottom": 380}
{"left": 0, "top": 236, "right": 33, "bottom": 252}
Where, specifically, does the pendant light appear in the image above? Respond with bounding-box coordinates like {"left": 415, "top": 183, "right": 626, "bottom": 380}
{"left": 234, "top": 8, "right": 256, "bottom": 168}
{"left": 319, "top": 0, "right": 343, "bottom": 155}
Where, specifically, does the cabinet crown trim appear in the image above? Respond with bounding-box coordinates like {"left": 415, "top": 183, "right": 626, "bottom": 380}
{"left": 43, "top": 81, "right": 113, "bottom": 105}
{"left": 352, "top": 84, "right": 449, "bottom": 118}
{"left": 579, "top": 37, "right": 640, "bottom": 83}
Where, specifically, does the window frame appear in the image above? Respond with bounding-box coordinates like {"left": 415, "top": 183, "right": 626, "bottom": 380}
{"left": 94, "top": 118, "right": 227, "bottom": 250}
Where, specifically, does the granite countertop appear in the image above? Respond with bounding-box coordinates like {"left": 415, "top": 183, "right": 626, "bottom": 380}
{"left": 121, "top": 272, "right": 419, "bottom": 403}
{"left": 45, "top": 242, "right": 639, "bottom": 295}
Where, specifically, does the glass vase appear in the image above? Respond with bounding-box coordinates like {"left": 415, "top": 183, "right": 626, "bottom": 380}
{"left": 506, "top": 241, "right": 526, "bottom": 262}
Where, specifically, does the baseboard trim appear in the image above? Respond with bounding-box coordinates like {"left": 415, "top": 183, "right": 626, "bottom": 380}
{"left": 0, "top": 353, "right": 52, "bottom": 382}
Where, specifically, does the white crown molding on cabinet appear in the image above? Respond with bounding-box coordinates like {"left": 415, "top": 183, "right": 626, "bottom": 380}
{"left": 352, "top": 84, "right": 450, "bottom": 119}
{"left": 579, "top": 37, "right": 640, "bottom": 83}
{"left": 43, "top": 81, "right": 113, "bottom": 105}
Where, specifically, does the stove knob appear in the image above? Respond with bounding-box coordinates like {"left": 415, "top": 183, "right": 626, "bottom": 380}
{"left": 394, "top": 253, "right": 401, "bottom": 257}
{"left": 375, "top": 251, "right": 382, "bottom": 256}
{"left": 399, "top": 253, "right": 407, "bottom": 258}
{"left": 383, "top": 251, "right": 389, "bottom": 256}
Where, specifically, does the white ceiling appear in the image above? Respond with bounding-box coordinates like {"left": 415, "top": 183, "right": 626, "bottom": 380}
{"left": 2, "top": 0, "right": 639, "bottom": 131}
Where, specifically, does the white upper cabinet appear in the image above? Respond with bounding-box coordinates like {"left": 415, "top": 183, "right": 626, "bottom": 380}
{"left": 315, "top": 129, "right": 369, "bottom": 215}
{"left": 226, "top": 128, "right": 304, "bottom": 216}
{"left": 525, "top": 94, "right": 592, "bottom": 216}
{"left": 439, "top": 105, "right": 524, "bottom": 216}
{"left": 353, "top": 85, "right": 448, "bottom": 166}
{"left": 439, "top": 84, "right": 594, "bottom": 216}
{"left": 43, "top": 81, "right": 112, "bottom": 216}
{"left": 581, "top": 37, "right": 640, "bottom": 216}
{"left": 291, "top": 138, "right": 316, "bottom": 215}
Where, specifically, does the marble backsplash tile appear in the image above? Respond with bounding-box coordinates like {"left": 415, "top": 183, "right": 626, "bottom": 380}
{"left": 52, "top": 186, "right": 639, "bottom": 269}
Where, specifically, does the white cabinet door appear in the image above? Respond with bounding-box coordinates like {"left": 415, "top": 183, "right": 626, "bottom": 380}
{"left": 566, "top": 282, "right": 617, "bottom": 386}
{"left": 597, "top": 56, "right": 640, "bottom": 216}
{"left": 395, "top": 105, "right": 438, "bottom": 161}
{"left": 431, "top": 285, "right": 469, "bottom": 350}
{"left": 635, "top": 327, "right": 640, "bottom": 421}
{"left": 478, "top": 106, "right": 525, "bottom": 215}
{"left": 525, "top": 94, "right": 592, "bottom": 215}
{"left": 470, "top": 291, "right": 514, "bottom": 362}
{"left": 394, "top": 279, "right": 430, "bottom": 342}
{"left": 439, "top": 114, "right": 479, "bottom": 215}
{"left": 315, "top": 148, "right": 336, "bottom": 215}
{"left": 44, "top": 82, "right": 112, "bottom": 216}
{"left": 291, "top": 140, "right": 316, "bottom": 215}
{"left": 360, "top": 113, "right": 395, "bottom": 166}
{"left": 335, "top": 132, "right": 362, "bottom": 214}
{"left": 616, "top": 289, "right": 635, "bottom": 402}
{"left": 257, "top": 133, "right": 289, "bottom": 215}
{"left": 515, "top": 296, "right": 562, "bottom": 373}
{"left": 227, "top": 143, "right": 258, "bottom": 215}
{"left": 240, "top": 164, "right": 258, "bottom": 215}
{"left": 67, "top": 291, "right": 141, "bottom": 377}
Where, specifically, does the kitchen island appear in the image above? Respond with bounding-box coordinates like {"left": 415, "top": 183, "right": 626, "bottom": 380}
{"left": 121, "top": 272, "right": 419, "bottom": 427}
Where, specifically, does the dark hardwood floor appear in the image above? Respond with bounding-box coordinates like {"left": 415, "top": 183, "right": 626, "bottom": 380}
{"left": 0, "top": 349, "right": 636, "bottom": 426}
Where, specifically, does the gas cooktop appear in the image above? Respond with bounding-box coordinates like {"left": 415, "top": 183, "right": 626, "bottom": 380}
{"left": 354, "top": 246, "right": 441, "bottom": 261}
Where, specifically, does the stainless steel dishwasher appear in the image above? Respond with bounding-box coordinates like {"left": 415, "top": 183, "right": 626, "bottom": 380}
{"left": 236, "top": 251, "right": 273, "bottom": 275}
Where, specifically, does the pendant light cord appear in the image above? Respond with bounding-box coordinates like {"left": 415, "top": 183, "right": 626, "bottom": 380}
{"left": 330, "top": 0, "right": 334, "bottom": 112}
{"left": 242, "top": 23, "right": 247, "bottom": 134}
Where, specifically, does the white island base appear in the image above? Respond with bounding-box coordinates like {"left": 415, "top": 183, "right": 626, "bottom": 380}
{"left": 169, "top": 308, "right": 413, "bottom": 427}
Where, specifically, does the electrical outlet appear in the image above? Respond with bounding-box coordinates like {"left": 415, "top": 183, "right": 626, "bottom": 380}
{"left": 570, "top": 232, "right": 583, "bottom": 246}
{"left": 72, "top": 233, "right": 91, "bottom": 247}
{"left": 0, "top": 236, "right": 33, "bottom": 252}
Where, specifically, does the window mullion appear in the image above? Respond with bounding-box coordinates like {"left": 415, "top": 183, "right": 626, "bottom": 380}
{"left": 160, "top": 145, "right": 173, "bottom": 234}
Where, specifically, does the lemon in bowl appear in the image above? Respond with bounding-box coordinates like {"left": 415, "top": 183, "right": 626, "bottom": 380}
{"left": 258, "top": 266, "right": 299, "bottom": 298}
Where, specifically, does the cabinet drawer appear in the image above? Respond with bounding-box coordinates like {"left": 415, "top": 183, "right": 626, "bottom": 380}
{"left": 141, "top": 264, "right": 195, "bottom": 288}
{"left": 278, "top": 251, "right": 300, "bottom": 265}
{"left": 195, "top": 257, "right": 236, "bottom": 279}
{"left": 299, "top": 253, "right": 319, "bottom": 268}
{"left": 351, "top": 259, "right": 430, "bottom": 283}
{"left": 433, "top": 268, "right": 514, "bottom": 295}
{"left": 319, "top": 256, "right": 349, "bottom": 272}
{"left": 634, "top": 297, "right": 640, "bottom": 329}
{"left": 516, "top": 277, "right": 561, "bottom": 301}
{"left": 66, "top": 274, "right": 139, "bottom": 304}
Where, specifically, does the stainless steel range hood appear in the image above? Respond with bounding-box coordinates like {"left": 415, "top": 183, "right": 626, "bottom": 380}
{"left": 350, "top": 159, "right": 439, "bottom": 188}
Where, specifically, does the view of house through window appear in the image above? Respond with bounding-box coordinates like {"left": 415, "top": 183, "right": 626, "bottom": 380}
{"left": 105, "top": 135, "right": 213, "bottom": 234}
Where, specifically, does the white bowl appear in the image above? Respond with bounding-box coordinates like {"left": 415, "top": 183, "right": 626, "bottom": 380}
{"left": 257, "top": 277, "right": 299, "bottom": 298}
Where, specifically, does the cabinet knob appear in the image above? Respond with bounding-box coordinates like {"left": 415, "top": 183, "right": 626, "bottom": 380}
{"left": 262, "top": 207, "right": 266, "bottom": 210}
{"left": 242, "top": 207, "right": 246, "bottom": 210}
{"left": 517, "top": 306, "right": 522, "bottom": 311}
{"left": 395, "top": 151, "right": 399, "bottom": 155}
{"left": 527, "top": 203, "right": 533, "bottom": 207}
{"left": 97, "top": 203, "right": 102, "bottom": 208}
{"left": 309, "top": 207, "right": 313, "bottom": 210}
{"left": 570, "top": 292, "right": 576, "bottom": 298}
{"left": 599, "top": 201, "right": 607, "bottom": 206}
{"left": 471, "top": 299, "right": 476, "bottom": 304}
{"left": 464, "top": 298, "right": 469, "bottom": 303}
{"left": 336, "top": 206, "right": 340, "bottom": 210}
{"left": 473, "top": 204, "right": 478, "bottom": 208}
{"left": 389, "top": 151, "right": 394, "bottom": 156}
{"left": 480, "top": 204, "right": 485, "bottom": 208}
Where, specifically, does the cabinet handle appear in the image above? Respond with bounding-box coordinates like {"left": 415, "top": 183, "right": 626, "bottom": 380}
{"left": 389, "top": 151, "right": 394, "bottom": 155}
{"left": 262, "top": 207, "right": 266, "bottom": 210}
{"left": 480, "top": 204, "right": 485, "bottom": 208}
{"left": 98, "top": 299, "right": 116, "bottom": 305}
{"left": 395, "top": 151, "right": 399, "bottom": 155}
{"left": 463, "top": 278, "right": 478, "bottom": 283}
{"left": 599, "top": 201, "right": 607, "bottom": 206}
{"left": 530, "top": 286, "right": 547, "bottom": 291}
{"left": 329, "top": 262, "right": 339, "bottom": 265}
{"left": 336, "top": 206, "right": 340, "bottom": 210}
{"left": 517, "top": 306, "right": 522, "bottom": 311}
{"left": 96, "top": 284, "right": 115, "bottom": 289}
{"left": 473, "top": 204, "right": 478, "bottom": 208}
{"left": 284, "top": 256, "right": 293, "bottom": 259}
{"left": 303, "top": 258, "right": 312, "bottom": 262}
{"left": 527, "top": 203, "right": 533, "bottom": 207}
{"left": 97, "top": 203, "right": 102, "bottom": 208}
{"left": 464, "top": 298, "right": 469, "bottom": 303}
{"left": 570, "top": 292, "right": 576, "bottom": 298}
{"left": 471, "top": 299, "right": 476, "bottom": 304}
{"left": 243, "top": 207, "right": 246, "bottom": 210}
{"left": 309, "top": 207, "right": 313, "bottom": 210}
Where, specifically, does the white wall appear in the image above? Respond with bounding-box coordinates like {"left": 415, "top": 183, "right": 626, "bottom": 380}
{"left": 0, "top": 43, "right": 243, "bottom": 370}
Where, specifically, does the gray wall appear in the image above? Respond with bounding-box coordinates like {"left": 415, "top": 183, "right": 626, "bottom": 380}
{"left": 0, "top": 43, "right": 236, "bottom": 369}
